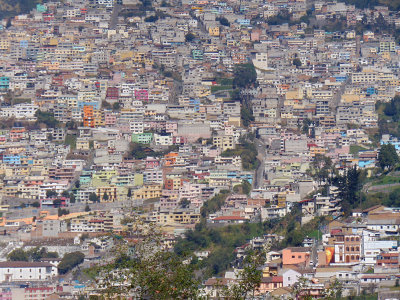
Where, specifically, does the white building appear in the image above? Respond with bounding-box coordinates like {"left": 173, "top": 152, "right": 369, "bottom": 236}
{"left": 0, "top": 103, "right": 38, "bottom": 119}
{"left": 0, "top": 262, "right": 57, "bottom": 282}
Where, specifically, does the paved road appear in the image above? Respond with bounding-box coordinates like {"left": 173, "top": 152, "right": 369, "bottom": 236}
{"left": 254, "top": 138, "right": 266, "bottom": 188}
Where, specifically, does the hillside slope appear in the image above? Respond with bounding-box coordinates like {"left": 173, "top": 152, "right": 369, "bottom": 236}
{"left": 340, "top": 0, "right": 400, "bottom": 10}
{"left": 0, "top": 0, "right": 41, "bottom": 18}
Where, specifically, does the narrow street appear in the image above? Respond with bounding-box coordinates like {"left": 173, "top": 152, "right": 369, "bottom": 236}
{"left": 254, "top": 138, "right": 266, "bottom": 189}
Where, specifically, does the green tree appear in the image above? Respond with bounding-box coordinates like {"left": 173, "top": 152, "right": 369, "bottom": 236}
{"left": 378, "top": 143, "right": 399, "bottom": 171}
{"left": 179, "top": 198, "right": 191, "bottom": 208}
{"left": 58, "top": 252, "right": 85, "bottom": 274}
{"left": 29, "top": 247, "right": 58, "bottom": 261}
{"left": 310, "top": 154, "right": 334, "bottom": 185}
{"left": 35, "top": 110, "right": 59, "bottom": 128}
{"left": 323, "top": 279, "right": 343, "bottom": 299}
{"left": 103, "top": 192, "right": 109, "bottom": 202}
{"left": 58, "top": 208, "right": 69, "bottom": 217}
{"left": 46, "top": 190, "right": 57, "bottom": 198}
{"left": 185, "top": 32, "right": 195, "bottom": 42}
{"left": 218, "top": 16, "right": 230, "bottom": 26}
{"left": 100, "top": 221, "right": 199, "bottom": 299}
{"left": 112, "top": 102, "right": 120, "bottom": 110}
{"left": 8, "top": 248, "right": 29, "bottom": 261}
{"left": 222, "top": 250, "right": 265, "bottom": 299}
{"left": 334, "top": 166, "right": 362, "bottom": 215}
{"left": 144, "top": 15, "right": 158, "bottom": 22}
{"left": 85, "top": 204, "right": 91, "bottom": 212}
{"left": 127, "top": 188, "right": 132, "bottom": 198}
{"left": 89, "top": 192, "right": 99, "bottom": 203}
{"left": 233, "top": 63, "right": 257, "bottom": 89}
{"left": 293, "top": 58, "right": 302, "bottom": 67}
{"left": 241, "top": 102, "right": 255, "bottom": 128}
{"left": 69, "top": 193, "right": 76, "bottom": 203}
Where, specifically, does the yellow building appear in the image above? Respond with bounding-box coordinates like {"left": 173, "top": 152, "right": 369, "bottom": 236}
{"left": 213, "top": 135, "right": 235, "bottom": 151}
{"left": 134, "top": 184, "right": 162, "bottom": 200}
{"left": 156, "top": 210, "right": 200, "bottom": 225}
{"left": 208, "top": 26, "right": 220, "bottom": 37}
{"left": 76, "top": 138, "right": 90, "bottom": 150}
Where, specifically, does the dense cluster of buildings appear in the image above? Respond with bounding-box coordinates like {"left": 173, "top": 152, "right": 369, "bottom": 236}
{"left": 1, "top": 0, "right": 400, "bottom": 297}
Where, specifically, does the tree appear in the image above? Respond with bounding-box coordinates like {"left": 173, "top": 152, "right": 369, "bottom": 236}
{"left": 69, "top": 193, "right": 76, "bottom": 203}
{"left": 29, "top": 247, "right": 58, "bottom": 261}
{"left": 58, "top": 252, "right": 85, "bottom": 274}
{"left": 242, "top": 180, "right": 252, "bottom": 196}
{"left": 241, "top": 102, "right": 255, "bottom": 127}
{"left": 293, "top": 58, "right": 302, "bottom": 67}
{"left": 310, "top": 154, "right": 334, "bottom": 186}
{"left": 58, "top": 208, "right": 69, "bottom": 217}
{"left": 222, "top": 250, "right": 265, "bottom": 299}
{"left": 127, "top": 188, "right": 132, "bottom": 199}
{"left": 179, "top": 198, "right": 191, "bottom": 208}
{"left": 112, "top": 102, "right": 120, "bottom": 110}
{"left": 61, "top": 191, "right": 69, "bottom": 198}
{"left": 334, "top": 166, "right": 362, "bottom": 216}
{"left": 144, "top": 15, "right": 158, "bottom": 22}
{"left": 32, "top": 201, "right": 40, "bottom": 208}
{"left": 89, "top": 193, "right": 99, "bottom": 203}
{"left": 218, "top": 16, "right": 230, "bottom": 26}
{"left": 35, "top": 110, "right": 59, "bottom": 128}
{"left": 378, "top": 143, "right": 399, "bottom": 171}
{"left": 8, "top": 248, "right": 29, "bottom": 261}
{"left": 323, "top": 279, "right": 343, "bottom": 300}
{"left": 103, "top": 192, "right": 109, "bottom": 202}
{"left": 75, "top": 181, "right": 81, "bottom": 189}
{"left": 85, "top": 204, "right": 91, "bottom": 212}
{"left": 99, "top": 220, "right": 199, "bottom": 299}
{"left": 185, "top": 32, "right": 195, "bottom": 42}
{"left": 46, "top": 190, "right": 57, "bottom": 198}
{"left": 233, "top": 63, "right": 257, "bottom": 89}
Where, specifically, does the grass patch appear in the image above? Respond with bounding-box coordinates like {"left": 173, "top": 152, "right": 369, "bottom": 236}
{"left": 343, "top": 295, "right": 377, "bottom": 300}
{"left": 217, "top": 78, "right": 233, "bottom": 86}
{"left": 65, "top": 134, "right": 77, "bottom": 149}
{"left": 371, "top": 175, "right": 400, "bottom": 186}
{"left": 211, "top": 85, "right": 233, "bottom": 93}
{"left": 350, "top": 144, "right": 368, "bottom": 156}
{"left": 308, "top": 229, "right": 322, "bottom": 240}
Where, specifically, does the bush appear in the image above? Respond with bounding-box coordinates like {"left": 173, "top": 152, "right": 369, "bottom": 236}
{"left": 58, "top": 252, "right": 85, "bottom": 274}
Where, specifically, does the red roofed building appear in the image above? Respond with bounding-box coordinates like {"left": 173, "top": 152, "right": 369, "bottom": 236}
{"left": 256, "top": 276, "right": 283, "bottom": 294}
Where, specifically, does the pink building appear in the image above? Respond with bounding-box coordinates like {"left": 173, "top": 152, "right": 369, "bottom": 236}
{"left": 145, "top": 157, "right": 160, "bottom": 169}
{"left": 135, "top": 89, "right": 149, "bottom": 102}
{"left": 105, "top": 112, "right": 117, "bottom": 126}
{"left": 166, "top": 121, "right": 178, "bottom": 135}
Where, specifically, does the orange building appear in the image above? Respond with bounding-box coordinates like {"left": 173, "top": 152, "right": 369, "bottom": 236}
{"left": 164, "top": 152, "right": 178, "bottom": 166}
{"left": 282, "top": 247, "right": 311, "bottom": 265}
{"left": 83, "top": 105, "right": 95, "bottom": 127}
